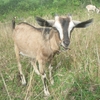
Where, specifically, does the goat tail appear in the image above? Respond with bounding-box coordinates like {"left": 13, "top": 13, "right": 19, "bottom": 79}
{"left": 12, "top": 17, "right": 16, "bottom": 29}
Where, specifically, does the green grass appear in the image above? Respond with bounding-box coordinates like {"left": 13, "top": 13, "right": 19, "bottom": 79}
{"left": 0, "top": 11, "right": 100, "bottom": 100}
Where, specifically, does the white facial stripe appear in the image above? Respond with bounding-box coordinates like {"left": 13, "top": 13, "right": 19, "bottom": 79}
{"left": 53, "top": 21, "right": 63, "bottom": 40}
{"left": 53, "top": 16, "right": 75, "bottom": 40}
{"left": 68, "top": 20, "right": 75, "bottom": 38}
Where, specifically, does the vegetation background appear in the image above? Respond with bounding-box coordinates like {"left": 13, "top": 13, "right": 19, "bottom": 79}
{"left": 0, "top": 0, "right": 100, "bottom": 100}
{"left": 0, "top": 0, "right": 100, "bottom": 21}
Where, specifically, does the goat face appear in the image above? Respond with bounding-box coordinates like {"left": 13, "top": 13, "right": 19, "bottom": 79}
{"left": 53, "top": 16, "right": 74, "bottom": 48}
{"left": 36, "top": 16, "right": 93, "bottom": 49}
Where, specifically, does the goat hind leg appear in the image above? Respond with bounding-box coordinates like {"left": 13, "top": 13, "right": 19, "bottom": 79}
{"left": 14, "top": 44, "right": 26, "bottom": 85}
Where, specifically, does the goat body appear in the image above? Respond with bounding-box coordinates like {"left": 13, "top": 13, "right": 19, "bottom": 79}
{"left": 13, "top": 22, "right": 60, "bottom": 96}
{"left": 13, "top": 23, "right": 59, "bottom": 61}
{"left": 86, "top": 4, "right": 100, "bottom": 13}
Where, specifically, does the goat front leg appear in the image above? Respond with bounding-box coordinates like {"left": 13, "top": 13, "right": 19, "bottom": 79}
{"left": 49, "top": 64, "right": 54, "bottom": 85}
{"left": 14, "top": 44, "right": 26, "bottom": 85}
{"left": 31, "top": 59, "right": 40, "bottom": 75}
{"left": 38, "top": 60, "right": 50, "bottom": 96}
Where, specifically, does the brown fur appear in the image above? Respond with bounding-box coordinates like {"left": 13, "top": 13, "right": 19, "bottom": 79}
{"left": 13, "top": 23, "right": 60, "bottom": 61}
{"left": 12, "top": 22, "right": 61, "bottom": 96}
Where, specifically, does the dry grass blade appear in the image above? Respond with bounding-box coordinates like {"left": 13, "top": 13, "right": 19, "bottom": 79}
{"left": 96, "top": 44, "right": 100, "bottom": 78}
{"left": 24, "top": 69, "right": 35, "bottom": 100}
{"left": 0, "top": 72, "right": 12, "bottom": 100}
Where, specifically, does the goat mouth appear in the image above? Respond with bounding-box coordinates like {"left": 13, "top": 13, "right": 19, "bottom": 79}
{"left": 60, "top": 47, "right": 71, "bottom": 52}
{"left": 61, "top": 44, "right": 70, "bottom": 50}
{"left": 61, "top": 43, "right": 69, "bottom": 50}
{"left": 63, "top": 46, "right": 70, "bottom": 50}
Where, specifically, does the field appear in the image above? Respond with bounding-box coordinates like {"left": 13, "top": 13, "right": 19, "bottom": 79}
{"left": 0, "top": 11, "right": 100, "bottom": 100}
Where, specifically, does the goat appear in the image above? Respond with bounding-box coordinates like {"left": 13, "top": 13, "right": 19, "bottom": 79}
{"left": 86, "top": 4, "right": 100, "bottom": 13}
{"left": 12, "top": 15, "right": 93, "bottom": 96}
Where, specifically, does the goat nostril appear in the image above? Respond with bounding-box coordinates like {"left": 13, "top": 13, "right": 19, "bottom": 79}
{"left": 63, "top": 41, "right": 69, "bottom": 46}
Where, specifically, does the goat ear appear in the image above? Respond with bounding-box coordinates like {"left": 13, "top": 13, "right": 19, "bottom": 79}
{"left": 73, "top": 19, "right": 93, "bottom": 28}
{"left": 47, "top": 20, "right": 55, "bottom": 26}
{"left": 35, "top": 17, "right": 52, "bottom": 27}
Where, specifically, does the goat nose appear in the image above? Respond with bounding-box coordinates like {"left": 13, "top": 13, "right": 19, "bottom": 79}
{"left": 63, "top": 41, "right": 69, "bottom": 46}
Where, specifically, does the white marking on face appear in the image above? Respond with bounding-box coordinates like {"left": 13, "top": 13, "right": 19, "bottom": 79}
{"left": 53, "top": 17, "right": 63, "bottom": 40}
{"left": 68, "top": 20, "right": 75, "bottom": 38}
{"left": 61, "top": 42, "right": 66, "bottom": 48}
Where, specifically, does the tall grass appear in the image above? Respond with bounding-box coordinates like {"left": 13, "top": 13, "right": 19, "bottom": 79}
{"left": 0, "top": 12, "right": 100, "bottom": 100}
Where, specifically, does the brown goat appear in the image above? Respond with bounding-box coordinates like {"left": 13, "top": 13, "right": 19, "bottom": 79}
{"left": 12, "top": 16, "right": 93, "bottom": 96}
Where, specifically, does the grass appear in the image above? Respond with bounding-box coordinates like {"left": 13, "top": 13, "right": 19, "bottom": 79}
{"left": 0, "top": 11, "right": 100, "bottom": 100}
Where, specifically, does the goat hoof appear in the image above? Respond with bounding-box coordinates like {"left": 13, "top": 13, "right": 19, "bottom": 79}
{"left": 22, "top": 81, "right": 26, "bottom": 85}
{"left": 44, "top": 90, "right": 50, "bottom": 96}
{"left": 21, "top": 75, "right": 26, "bottom": 85}
{"left": 51, "top": 80, "right": 54, "bottom": 85}
{"left": 22, "top": 79, "right": 26, "bottom": 85}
